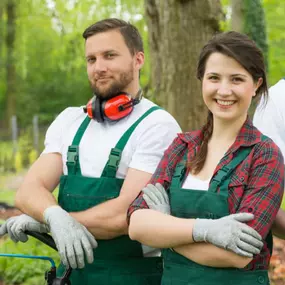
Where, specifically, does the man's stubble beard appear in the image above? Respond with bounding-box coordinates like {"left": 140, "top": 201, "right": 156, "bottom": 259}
{"left": 91, "top": 67, "right": 134, "bottom": 100}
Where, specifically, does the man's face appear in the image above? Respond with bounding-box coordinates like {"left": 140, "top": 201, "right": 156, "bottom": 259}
{"left": 85, "top": 30, "right": 142, "bottom": 99}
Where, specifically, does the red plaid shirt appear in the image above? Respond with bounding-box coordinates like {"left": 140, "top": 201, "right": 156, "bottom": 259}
{"left": 128, "top": 118, "right": 284, "bottom": 270}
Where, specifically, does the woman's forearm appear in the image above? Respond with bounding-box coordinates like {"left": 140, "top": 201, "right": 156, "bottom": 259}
{"left": 129, "top": 209, "right": 195, "bottom": 248}
{"left": 173, "top": 243, "right": 252, "bottom": 268}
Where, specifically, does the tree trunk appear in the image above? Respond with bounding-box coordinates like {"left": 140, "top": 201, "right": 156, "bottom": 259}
{"left": 0, "top": 1, "right": 5, "bottom": 127}
{"left": 231, "top": 0, "right": 244, "bottom": 32}
{"left": 6, "top": 0, "right": 16, "bottom": 129}
{"left": 145, "top": 0, "right": 222, "bottom": 131}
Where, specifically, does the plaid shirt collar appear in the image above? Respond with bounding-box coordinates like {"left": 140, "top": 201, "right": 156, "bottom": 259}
{"left": 178, "top": 117, "right": 262, "bottom": 155}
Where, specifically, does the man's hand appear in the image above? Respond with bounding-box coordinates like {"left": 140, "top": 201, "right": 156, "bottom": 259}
{"left": 142, "top": 183, "right": 170, "bottom": 215}
{"left": 43, "top": 206, "right": 98, "bottom": 269}
{"left": 0, "top": 214, "right": 50, "bottom": 243}
{"left": 193, "top": 213, "right": 263, "bottom": 257}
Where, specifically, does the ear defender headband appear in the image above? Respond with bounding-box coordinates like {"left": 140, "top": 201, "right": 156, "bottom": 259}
{"left": 83, "top": 90, "right": 142, "bottom": 122}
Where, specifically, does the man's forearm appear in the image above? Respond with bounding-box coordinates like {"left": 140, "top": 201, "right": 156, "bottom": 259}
{"left": 272, "top": 208, "right": 285, "bottom": 239}
{"left": 70, "top": 196, "right": 130, "bottom": 239}
{"left": 15, "top": 153, "right": 62, "bottom": 223}
{"left": 173, "top": 243, "right": 252, "bottom": 268}
{"left": 15, "top": 182, "right": 57, "bottom": 223}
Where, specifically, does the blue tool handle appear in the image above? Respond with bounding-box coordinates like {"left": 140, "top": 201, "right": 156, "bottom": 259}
{"left": 0, "top": 253, "right": 56, "bottom": 267}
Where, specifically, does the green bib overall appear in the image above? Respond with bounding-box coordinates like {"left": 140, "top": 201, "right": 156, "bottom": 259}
{"left": 162, "top": 143, "right": 272, "bottom": 285}
{"left": 57, "top": 107, "right": 163, "bottom": 285}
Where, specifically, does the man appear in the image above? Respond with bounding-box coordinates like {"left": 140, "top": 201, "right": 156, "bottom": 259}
{"left": 253, "top": 78, "right": 285, "bottom": 239}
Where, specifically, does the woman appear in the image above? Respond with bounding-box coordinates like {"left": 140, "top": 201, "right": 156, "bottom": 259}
{"left": 127, "top": 31, "right": 284, "bottom": 284}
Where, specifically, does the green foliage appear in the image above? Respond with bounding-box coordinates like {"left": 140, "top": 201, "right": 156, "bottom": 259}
{"left": 0, "top": 0, "right": 148, "bottom": 129}
{"left": 263, "top": 0, "right": 285, "bottom": 85}
{"left": 0, "top": 190, "right": 15, "bottom": 205}
{"left": 0, "top": 142, "right": 14, "bottom": 172}
{"left": 0, "top": 127, "right": 44, "bottom": 173}
{"left": 220, "top": 0, "right": 230, "bottom": 31}
{"left": 282, "top": 197, "right": 285, "bottom": 211}
{"left": 0, "top": 237, "right": 60, "bottom": 285}
{"left": 14, "top": 151, "right": 23, "bottom": 172}
{"left": 28, "top": 149, "right": 38, "bottom": 165}
{"left": 243, "top": 0, "right": 269, "bottom": 72}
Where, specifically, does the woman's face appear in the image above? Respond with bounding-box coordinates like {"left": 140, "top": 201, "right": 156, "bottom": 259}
{"left": 202, "top": 52, "right": 262, "bottom": 124}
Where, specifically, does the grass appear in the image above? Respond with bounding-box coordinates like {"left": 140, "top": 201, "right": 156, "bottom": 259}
{"left": 1, "top": 190, "right": 16, "bottom": 205}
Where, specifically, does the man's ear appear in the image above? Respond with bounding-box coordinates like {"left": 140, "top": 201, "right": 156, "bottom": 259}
{"left": 134, "top": 51, "right": 144, "bottom": 70}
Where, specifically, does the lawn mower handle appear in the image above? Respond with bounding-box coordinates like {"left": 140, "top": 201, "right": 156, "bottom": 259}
{"left": 25, "top": 231, "right": 72, "bottom": 285}
{"left": 25, "top": 230, "right": 57, "bottom": 251}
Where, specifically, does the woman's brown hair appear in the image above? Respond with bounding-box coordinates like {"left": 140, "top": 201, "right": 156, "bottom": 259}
{"left": 189, "top": 31, "right": 268, "bottom": 174}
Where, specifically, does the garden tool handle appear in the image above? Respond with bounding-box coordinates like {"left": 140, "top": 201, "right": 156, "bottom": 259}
{"left": 25, "top": 231, "right": 73, "bottom": 284}
{"left": 25, "top": 230, "right": 57, "bottom": 251}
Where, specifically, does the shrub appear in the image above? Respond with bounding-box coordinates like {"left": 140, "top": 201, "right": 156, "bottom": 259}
{"left": 0, "top": 237, "right": 60, "bottom": 285}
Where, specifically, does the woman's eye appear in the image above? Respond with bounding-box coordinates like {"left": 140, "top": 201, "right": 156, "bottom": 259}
{"left": 232, "top": 77, "right": 243, "bottom": 82}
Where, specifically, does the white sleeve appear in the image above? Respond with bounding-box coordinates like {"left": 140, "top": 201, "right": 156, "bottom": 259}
{"left": 128, "top": 113, "right": 181, "bottom": 174}
{"left": 42, "top": 108, "right": 74, "bottom": 155}
{"left": 253, "top": 97, "right": 285, "bottom": 158}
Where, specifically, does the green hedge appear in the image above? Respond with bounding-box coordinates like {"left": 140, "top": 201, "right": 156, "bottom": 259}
{"left": 0, "top": 237, "right": 60, "bottom": 285}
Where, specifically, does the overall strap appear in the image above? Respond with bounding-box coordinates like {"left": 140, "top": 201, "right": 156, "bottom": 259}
{"left": 208, "top": 147, "right": 253, "bottom": 197}
{"left": 101, "top": 106, "right": 161, "bottom": 178}
{"left": 170, "top": 151, "right": 188, "bottom": 189}
{"left": 211, "top": 134, "right": 268, "bottom": 196}
{"left": 67, "top": 116, "right": 91, "bottom": 175}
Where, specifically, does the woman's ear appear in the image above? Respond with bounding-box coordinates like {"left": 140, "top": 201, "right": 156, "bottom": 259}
{"left": 253, "top": 78, "right": 263, "bottom": 96}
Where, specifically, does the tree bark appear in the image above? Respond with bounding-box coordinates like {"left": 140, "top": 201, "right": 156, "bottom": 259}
{"left": 0, "top": 1, "right": 5, "bottom": 126}
{"left": 6, "top": 0, "right": 16, "bottom": 129}
{"left": 145, "top": 0, "right": 222, "bottom": 131}
{"left": 231, "top": 0, "right": 244, "bottom": 32}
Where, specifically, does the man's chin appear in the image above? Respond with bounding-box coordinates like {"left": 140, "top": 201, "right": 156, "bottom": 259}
{"left": 92, "top": 90, "right": 116, "bottom": 100}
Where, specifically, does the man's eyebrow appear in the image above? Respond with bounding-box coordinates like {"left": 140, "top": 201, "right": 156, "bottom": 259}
{"left": 85, "top": 49, "right": 118, "bottom": 58}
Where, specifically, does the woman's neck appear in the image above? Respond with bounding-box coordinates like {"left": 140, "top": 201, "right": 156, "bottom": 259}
{"left": 210, "top": 115, "right": 247, "bottom": 144}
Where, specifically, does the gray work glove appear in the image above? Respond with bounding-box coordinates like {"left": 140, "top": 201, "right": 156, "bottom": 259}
{"left": 193, "top": 213, "right": 263, "bottom": 257}
{"left": 0, "top": 214, "right": 50, "bottom": 243}
{"left": 142, "top": 183, "right": 170, "bottom": 215}
{"left": 43, "top": 206, "right": 98, "bottom": 269}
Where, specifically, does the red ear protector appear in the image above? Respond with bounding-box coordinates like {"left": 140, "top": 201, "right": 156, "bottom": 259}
{"left": 83, "top": 91, "right": 141, "bottom": 122}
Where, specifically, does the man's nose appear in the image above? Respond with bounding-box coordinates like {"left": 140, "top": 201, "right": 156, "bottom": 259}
{"left": 93, "top": 58, "right": 107, "bottom": 73}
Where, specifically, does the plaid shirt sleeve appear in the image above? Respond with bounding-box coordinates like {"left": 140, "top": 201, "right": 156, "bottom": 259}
{"left": 237, "top": 139, "right": 284, "bottom": 239}
{"left": 127, "top": 136, "right": 187, "bottom": 223}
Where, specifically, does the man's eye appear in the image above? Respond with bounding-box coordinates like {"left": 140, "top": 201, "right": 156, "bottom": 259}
{"left": 87, "top": 58, "right": 96, "bottom": 63}
{"left": 106, "top": 53, "right": 115, "bottom": 58}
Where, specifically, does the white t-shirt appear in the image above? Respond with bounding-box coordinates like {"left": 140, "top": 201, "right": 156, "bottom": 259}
{"left": 253, "top": 79, "right": 285, "bottom": 159}
{"left": 182, "top": 173, "right": 210, "bottom": 191}
{"left": 43, "top": 98, "right": 181, "bottom": 178}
